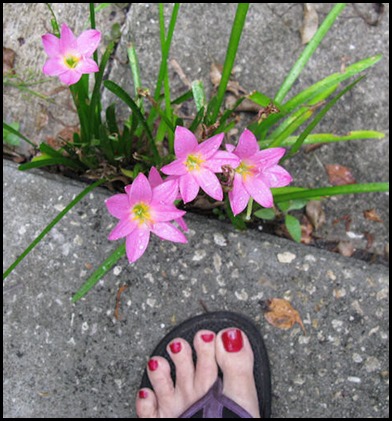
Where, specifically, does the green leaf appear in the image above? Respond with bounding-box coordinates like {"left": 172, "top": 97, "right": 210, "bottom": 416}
{"left": 273, "top": 183, "right": 389, "bottom": 203}
{"left": 3, "top": 179, "right": 106, "bottom": 280}
{"left": 211, "top": 3, "right": 249, "bottom": 121}
{"left": 285, "top": 214, "right": 302, "bottom": 243}
{"left": 72, "top": 243, "right": 126, "bottom": 302}
{"left": 254, "top": 208, "right": 276, "bottom": 220}
{"left": 247, "top": 91, "right": 275, "bottom": 107}
{"left": 3, "top": 121, "right": 37, "bottom": 148}
{"left": 278, "top": 199, "right": 308, "bottom": 212}
{"left": 18, "top": 156, "right": 86, "bottom": 172}
{"left": 274, "top": 3, "right": 347, "bottom": 103}
{"left": 192, "top": 80, "right": 207, "bottom": 112}
{"left": 3, "top": 122, "right": 21, "bottom": 146}
{"left": 104, "top": 80, "right": 161, "bottom": 165}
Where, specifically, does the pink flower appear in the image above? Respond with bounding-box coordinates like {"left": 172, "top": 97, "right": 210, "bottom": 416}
{"left": 227, "top": 129, "right": 293, "bottom": 215}
{"left": 161, "top": 126, "right": 240, "bottom": 203}
{"left": 42, "top": 23, "right": 101, "bottom": 86}
{"left": 105, "top": 173, "right": 187, "bottom": 263}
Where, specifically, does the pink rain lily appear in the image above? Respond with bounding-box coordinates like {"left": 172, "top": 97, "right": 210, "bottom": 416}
{"left": 227, "top": 129, "right": 293, "bottom": 215}
{"left": 161, "top": 126, "right": 240, "bottom": 203}
{"left": 105, "top": 173, "right": 187, "bottom": 263}
{"left": 42, "top": 23, "right": 101, "bottom": 86}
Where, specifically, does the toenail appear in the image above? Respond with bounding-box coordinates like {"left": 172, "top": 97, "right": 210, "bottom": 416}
{"left": 148, "top": 359, "right": 159, "bottom": 371}
{"left": 169, "top": 341, "right": 182, "bottom": 354}
{"left": 201, "top": 333, "right": 215, "bottom": 343}
{"left": 138, "top": 390, "right": 148, "bottom": 399}
{"left": 222, "top": 329, "right": 244, "bottom": 353}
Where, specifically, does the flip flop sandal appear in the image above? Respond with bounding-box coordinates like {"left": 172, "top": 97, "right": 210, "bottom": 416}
{"left": 140, "top": 311, "right": 272, "bottom": 418}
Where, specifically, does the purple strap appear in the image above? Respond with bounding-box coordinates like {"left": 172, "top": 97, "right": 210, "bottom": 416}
{"left": 179, "top": 378, "right": 253, "bottom": 418}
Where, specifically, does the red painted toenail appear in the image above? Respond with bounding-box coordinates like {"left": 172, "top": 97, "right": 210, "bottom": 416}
{"left": 148, "top": 359, "right": 159, "bottom": 371}
{"left": 169, "top": 341, "right": 182, "bottom": 354}
{"left": 201, "top": 333, "right": 215, "bottom": 343}
{"left": 222, "top": 329, "right": 243, "bottom": 352}
{"left": 138, "top": 390, "right": 148, "bottom": 399}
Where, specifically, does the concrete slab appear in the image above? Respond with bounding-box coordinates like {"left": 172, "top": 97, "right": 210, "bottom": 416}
{"left": 3, "top": 160, "right": 389, "bottom": 418}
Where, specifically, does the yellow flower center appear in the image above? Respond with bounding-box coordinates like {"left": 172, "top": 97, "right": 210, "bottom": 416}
{"left": 64, "top": 55, "right": 80, "bottom": 69}
{"left": 185, "top": 154, "right": 204, "bottom": 172}
{"left": 236, "top": 161, "right": 255, "bottom": 180}
{"left": 131, "top": 202, "right": 152, "bottom": 225}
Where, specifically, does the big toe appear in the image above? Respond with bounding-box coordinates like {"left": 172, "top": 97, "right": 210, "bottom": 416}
{"left": 216, "top": 328, "right": 260, "bottom": 418}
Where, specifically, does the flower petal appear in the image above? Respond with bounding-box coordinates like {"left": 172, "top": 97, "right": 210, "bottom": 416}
{"left": 128, "top": 173, "right": 152, "bottom": 205}
{"left": 42, "top": 33, "right": 60, "bottom": 57}
{"left": 152, "top": 179, "right": 179, "bottom": 204}
{"left": 174, "top": 126, "right": 198, "bottom": 158}
{"left": 77, "top": 29, "right": 101, "bottom": 56}
{"left": 262, "top": 165, "right": 293, "bottom": 188}
{"left": 229, "top": 174, "right": 250, "bottom": 215}
{"left": 105, "top": 194, "right": 130, "bottom": 219}
{"left": 253, "top": 147, "right": 286, "bottom": 169}
{"left": 175, "top": 217, "right": 189, "bottom": 232}
{"left": 243, "top": 175, "right": 273, "bottom": 208}
{"left": 77, "top": 57, "right": 99, "bottom": 74}
{"left": 148, "top": 166, "right": 164, "bottom": 188}
{"left": 58, "top": 69, "right": 82, "bottom": 86}
{"left": 59, "top": 24, "right": 77, "bottom": 55}
{"left": 43, "top": 57, "right": 67, "bottom": 76}
{"left": 234, "top": 129, "right": 259, "bottom": 159}
{"left": 179, "top": 173, "right": 199, "bottom": 203}
{"left": 193, "top": 168, "right": 223, "bottom": 201}
{"left": 125, "top": 227, "right": 150, "bottom": 263}
{"left": 153, "top": 204, "right": 186, "bottom": 222}
{"left": 151, "top": 222, "right": 188, "bottom": 243}
{"left": 196, "top": 133, "right": 224, "bottom": 159}
{"left": 161, "top": 159, "right": 187, "bottom": 176}
{"left": 205, "top": 150, "right": 240, "bottom": 173}
{"left": 108, "top": 218, "right": 137, "bottom": 241}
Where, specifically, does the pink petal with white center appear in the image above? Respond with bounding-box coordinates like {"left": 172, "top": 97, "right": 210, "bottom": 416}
{"left": 77, "top": 29, "right": 101, "bottom": 56}
{"left": 253, "top": 147, "right": 286, "bottom": 169}
{"left": 43, "top": 57, "right": 67, "bottom": 76}
{"left": 193, "top": 168, "right": 223, "bottom": 201}
{"left": 262, "top": 165, "right": 293, "bottom": 188}
{"left": 151, "top": 222, "right": 188, "bottom": 244}
{"left": 196, "top": 133, "right": 224, "bottom": 160}
{"left": 179, "top": 173, "right": 200, "bottom": 203}
{"left": 126, "top": 227, "right": 150, "bottom": 263}
{"left": 234, "top": 129, "right": 259, "bottom": 159}
{"left": 243, "top": 175, "right": 273, "bottom": 208}
{"left": 205, "top": 150, "right": 240, "bottom": 172}
{"left": 161, "top": 159, "right": 187, "bottom": 176}
{"left": 77, "top": 57, "right": 99, "bottom": 74}
{"left": 153, "top": 204, "right": 186, "bottom": 222}
{"left": 42, "top": 33, "right": 60, "bottom": 57}
{"left": 128, "top": 173, "right": 152, "bottom": 206}
{"left": 59, "top": 69, "right": 82, "bottom": 86}
{"left": 152, "top": 179, "right": 179, "bottom": 204}
{"left": 108, "top": 218, "right": 137, "bottom": 241}
{"left": 105, "top": 194, "right": 130, "bottom": 219}
{"left": 59, "top": 24, "right": 77, "bottom": 55}
{"left": 148, "top": 167, "right": 164, "bottom": 188}
{"left": 229, "top": 174, "right": 250, "bottom": 216}
{"left": 174, "top": 126, "right": 198, "bottom": 158}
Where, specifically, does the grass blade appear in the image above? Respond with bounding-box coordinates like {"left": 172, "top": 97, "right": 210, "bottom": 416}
{"left": 128, "top": 43, "right": 144, "bottom": 112}
{"left": 3, "top": 122, "right": 37, "bottom": 148}
{"left": 3, "top": 179, "right": 106, "bottom": 280}
{"left": 72, "top": 243, "right": 126, "bottom": 302}
{"left": 274, "top": 3, "right": 347, "bottom": 103}
{"left": 211, "top": 3, "right": 249, "bottom": 121}
{"left": 192, "top": 80, "right": 207, "bottom": 112}
{"left": 273, "top": 182, "right": 389, "bottom": 203}
{"left": 282, "top": 76, "right": 364, "bottom": 158}
{"left": 104, "top": 80, "right": 161, "bottom": 164}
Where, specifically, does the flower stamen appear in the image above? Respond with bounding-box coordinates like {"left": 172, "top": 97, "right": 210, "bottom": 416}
{"left": 185, "top": 154, "right": 204, "bottom": 172}
{"left": 131, "top": 202, "right": 151, "bottom": 225}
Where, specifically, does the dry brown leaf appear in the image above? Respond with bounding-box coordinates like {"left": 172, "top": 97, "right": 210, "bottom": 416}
{"left": 210, "top": 62, "right": 222, "bottom": 88}
{"left": 306, "top": 200, "right": 326, "bottom": 230}
{"left": 300, "top": 215, "right": 314, "bottom": 244}
{"left": 337, "top": 240, "right": 355, "bottom": 257}
{"left": 261, "top": 298, "right": 306, "bottom": 334}
{"left": 325, "top": 164, "right": 356, "bottom": 186}
{"left": 3, "top": 47, "right": 16, "bottom": 75}
{"left": 363, "top": 208, "right": 383, "bottom": 223}
{"left": 300, "top": 3, "right": 319, "bottom": 44}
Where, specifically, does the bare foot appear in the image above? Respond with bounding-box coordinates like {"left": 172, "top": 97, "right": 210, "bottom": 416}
{"left": 136, "top": 328, "right": 260, "bottom": 418}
